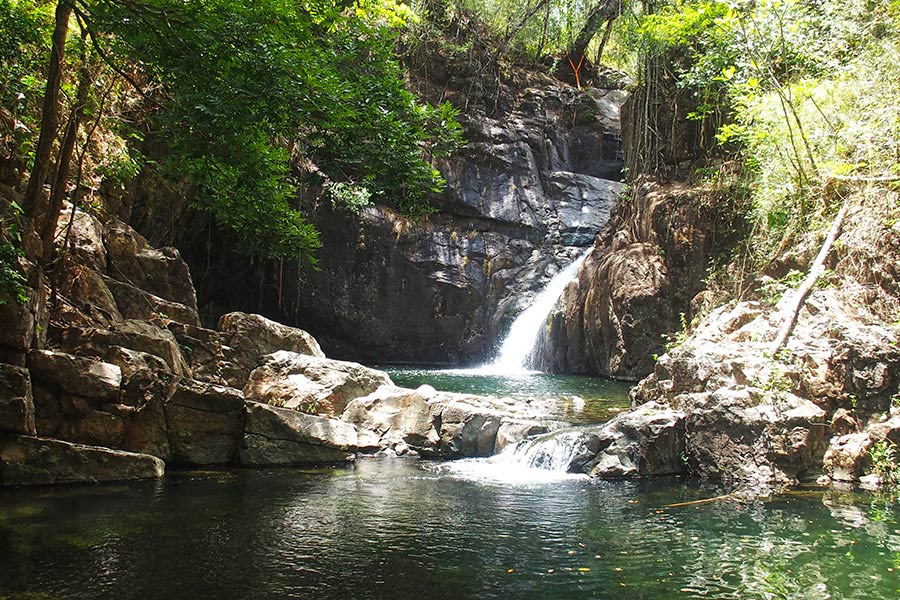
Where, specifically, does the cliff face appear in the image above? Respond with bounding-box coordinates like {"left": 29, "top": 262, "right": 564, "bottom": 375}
{"left": 276, "top": 85, "right": 626, "bottom": 364}
{"left": 534, "top": 179, "right": 748, "bottom": 380}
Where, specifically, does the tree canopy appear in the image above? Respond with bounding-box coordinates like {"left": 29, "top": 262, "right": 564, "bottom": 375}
{"left": 2, "top": 0, "right": 462, "bottom": 263}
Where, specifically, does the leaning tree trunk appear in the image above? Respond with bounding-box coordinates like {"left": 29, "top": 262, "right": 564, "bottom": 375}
{"left": 22, "top": 0, "right": 72, "bottom": 261}
{"left": 566, "top": 0, "right": 619, "bottom": 63}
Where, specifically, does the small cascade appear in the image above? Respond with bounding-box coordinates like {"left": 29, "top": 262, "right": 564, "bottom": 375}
{"left": 500, "top": 429, "right": 588, "bottom": 471}
{"left": 435, "top": 428, "right": 590, "bottom": 483}
{"left": 484, "top": 248, "right": 592, "bottom": 374}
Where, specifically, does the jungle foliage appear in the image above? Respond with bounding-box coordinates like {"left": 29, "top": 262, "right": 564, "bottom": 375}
{"left": 1, "top": 0, "right": 463, "bottom": 263}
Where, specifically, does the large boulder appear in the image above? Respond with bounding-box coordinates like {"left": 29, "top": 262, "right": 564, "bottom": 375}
{"left": 341, "top": 385, "right": 442, "bottom": 453}
{"left": 218, "top": 312, "right": 325, "bottom": 383}
{"left": 53, "top": 204, "right": 108, "bottom": 272}
{"left": 0, "top": 434, "right": 164, "bottom": 485}
{"left": 165, "top": 380, "right": 245, "bottom": 466}
{"left": 104, "top": 219, "right": 199, "bottom": 311}
{"left": 240, "top": 402, "right": 357, "bottom": 465}
{"left": 0, "top": 363, "right": 36, "bottom": 435}
{"left": 58, "top": 320, "right": 190, "bottom": 377}
{"left": 342, "top": 384, "right": 551, "bottom": 458}
{"left": 27, "top": 350, "right": 121, "bottom": 400}
{"left": 243, "top": 351, "right": 392, "bottom": 416}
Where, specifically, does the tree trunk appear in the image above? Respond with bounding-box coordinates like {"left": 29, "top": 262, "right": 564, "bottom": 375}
{"left": 40, "top": 32, "right": 92, "bottom": 262}
{"left": 566, "top": 0, "right": 619, "bottom": 62}
{"left": 22, "top": 1, "right": 72, "bottom": 259}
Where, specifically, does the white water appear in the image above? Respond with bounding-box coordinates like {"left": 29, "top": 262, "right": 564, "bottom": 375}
{"left": 434, "top": 433, "right": 588, "bottom": 483}
{"left": 434, "top": 428, "right": 589, "bottom": 483}
{"left": 481, "top": 248, "right": 592, "bottom": 375}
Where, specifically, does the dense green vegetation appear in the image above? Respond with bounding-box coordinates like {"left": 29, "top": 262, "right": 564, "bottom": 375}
{"left": 0, "top": 0, "right": 462, "bottom": 268}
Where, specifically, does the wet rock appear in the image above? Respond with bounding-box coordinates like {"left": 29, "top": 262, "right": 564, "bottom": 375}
{"left": 104, "top": 219, "right": 198, "bottom": 311}
{"left": 240, "top": 401, "right": 356, "bottom": 465}
{"left": 0, "top": 363, "right": 35, "bottom": 435}
{"left": 243, "top": 351, "right": 392, "bottom": 416}
{"left": 28, "top": 350, "right": 121, "bottom": 400}
{"left": 165, "top": 380, "right": 245, "bottom": 466}
{"left": 0, "top": 434, "right": 164, "bottom": 485}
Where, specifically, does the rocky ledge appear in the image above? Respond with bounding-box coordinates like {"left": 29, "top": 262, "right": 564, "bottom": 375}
{"left": 625, "top": 289, "right": 900, "bottom": 492}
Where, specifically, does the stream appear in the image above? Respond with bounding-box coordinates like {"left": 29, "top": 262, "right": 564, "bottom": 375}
{"left": 2, "top": 459, "right": 899, "bottom": 599}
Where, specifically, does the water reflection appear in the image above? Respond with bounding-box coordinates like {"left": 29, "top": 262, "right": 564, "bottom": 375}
{"left": 1, "top": 461, "right": 899, "bottom": 599}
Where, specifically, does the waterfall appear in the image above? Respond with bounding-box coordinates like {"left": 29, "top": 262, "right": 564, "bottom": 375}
{"left": 485, "top": 248, "right": 592, "bottom": 374}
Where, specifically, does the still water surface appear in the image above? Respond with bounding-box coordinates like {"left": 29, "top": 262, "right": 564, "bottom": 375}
{"left": 1, "top": 459, "right": 899, "bottom": 600}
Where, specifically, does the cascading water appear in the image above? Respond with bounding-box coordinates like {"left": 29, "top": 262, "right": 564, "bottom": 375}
{"left": 485, "top": 248, "right": 592, "bottom": 374}
{"left": 436, "top": 428, "right": 591, "bottom": 482}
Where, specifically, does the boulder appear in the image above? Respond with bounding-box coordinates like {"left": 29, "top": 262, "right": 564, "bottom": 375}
{"left": 27, "top": 350, "right": 121, "bottom": 400}
{"left": 104, "top": 346, "right": 176, "bottom": 408}
{"left": 342, "top": 385, "right": 441, "bottom": 453}
{"left": 218, "top": 312, "right": 325, "bottom": 382}
{"left": 54, "top": 265, "right": 122, "bottom": 328}
{"left": 341, "top": 384, "right": 550, "bottom": 458}
{"left": 0, "top": 434, "right": 164, "bottom": 485}
{"left": 53, "top": 204, "right": 107, "bottom": 272}
{"left": 165, "top": 322, "right": 245, "bottom": 387}
{"left": 243, "top": 351, "right": 392, "bottom": 416}
{"left": 0, "top": 363, "right": 36, "bottom": 435}
{"left": 104, "top": 219, "right": 198, "bottom": 311}
{"left": 58, "top": 320, "right": 190, "bottom": 377}
{"left": 104, "top": 276, "right": 201, "bottom": 327}
{"left": 164, "top": 379, "right": 245, "bottom": 466}
{"left": 823, "top": 433, "right": 873, "bottom": 482}
{"left": 240, "top": 402, "right": 356, "bottom": 465}
{"left": 577, "top": 401, "right": 686, "bottom": 478}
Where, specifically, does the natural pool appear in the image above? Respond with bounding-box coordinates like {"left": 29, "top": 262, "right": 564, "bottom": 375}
{"left": 382, "top": 366, "right": 633, "bottom": 423}
{"left": 1, "top": 459, "right": 899, "bottom": 600}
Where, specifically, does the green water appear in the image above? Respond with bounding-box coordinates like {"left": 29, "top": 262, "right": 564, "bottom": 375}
{"left": 382, "top": 367, "right": 633, "bottom": 423}
{"left": 1, "top": 460, "right": 899, "bottom": 600}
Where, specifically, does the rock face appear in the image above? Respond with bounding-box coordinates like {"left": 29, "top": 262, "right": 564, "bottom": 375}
{"left": 165, "top": 380, "right": 246, "bottom": 466}
{"left": 1, "top": 196, "right": 575, "bottom": 484}
{"left": 535, "top": 179, "right": 748, "bottom": 380}
{"left": 0, "top": 364, "right": 36, "bottom": 436}
{"left": 0, "top": 435, "right": 164, "bottom": 485}
{"left": 243, "top": 351, "right": 392, "bottom": 416}
{"left": 197, "top": 84, "right": 625, "bottom": 364}
{"left": 630, "top": 290, "right": 900, "bottom": 488}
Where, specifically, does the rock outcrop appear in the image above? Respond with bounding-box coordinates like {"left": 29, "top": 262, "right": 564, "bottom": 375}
{"left": 0, "top": 434, "right": 164, "bottom": 485}
{"left": 535, "top": 179, "right": 748, "bottom": 379}
{"left": 629, "top": 290, "right": 900, "bottom": 489}
{"left": 241, "top": 401, "right": 357, "bottom": 465}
